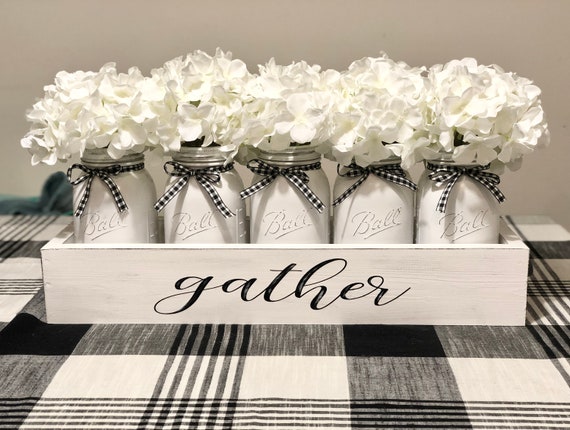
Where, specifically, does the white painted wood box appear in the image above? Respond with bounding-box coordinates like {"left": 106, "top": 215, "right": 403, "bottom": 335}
{"left": 41, "top": 219, "right": 529, "bottom": 325}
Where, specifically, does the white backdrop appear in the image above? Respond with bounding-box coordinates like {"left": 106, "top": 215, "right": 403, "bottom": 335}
{"left": 1, "top": 0, "right": 568, "bottom": 230}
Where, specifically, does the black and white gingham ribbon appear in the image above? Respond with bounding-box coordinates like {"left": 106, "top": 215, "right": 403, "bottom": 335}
{"left": 333, "top": 163, "right": 418, "bottom": 207}
{"left": 67, "top": 163, "right": 144, "bottom": 217}
{"left": 153, "top": 161, "right": 235, "bottom": 218}
{"left": 426, "top": 162, "right": 506, "bottom": 213}
{"left": 240, "top": 159, "right": 326, "bottom": 213}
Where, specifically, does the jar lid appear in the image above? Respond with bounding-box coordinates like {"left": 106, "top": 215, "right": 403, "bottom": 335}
{"left": 172, "top": 145, "right": 227, "bottom": 167}
{"left": 80, "top": 148, "right": 144, "bottom": 167}
{"left": 368, "top": 156, "right": 402, "bottom": 167}
{"left": 426, "top": 154, "right": 482, "bottom": 168}
{"left": 258, "top": 146, "right": 321, "bottom": 166}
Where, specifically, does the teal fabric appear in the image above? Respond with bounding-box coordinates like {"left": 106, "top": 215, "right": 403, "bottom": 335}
{"left": 0, "top": 172, "right": 72, "bottom": 215}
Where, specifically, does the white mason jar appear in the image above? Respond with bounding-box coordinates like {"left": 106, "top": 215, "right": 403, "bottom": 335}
{"left": 159, "top": 145, "right": 247, "bottom": 244}
{"left": 69, "top": 148, "right": 158, "bottom": 243}
{"left": 246, "top": 147, "right": 330, "bottom": 244}
{"left": 333, "top": 158, "right": 415, "bottom": 244}
{"left": 416, "top": 159, "right": 503, "bottom": 244}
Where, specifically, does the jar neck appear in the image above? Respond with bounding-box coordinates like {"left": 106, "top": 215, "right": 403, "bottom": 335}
{"left": 258, "top": 147, "right": 321, "bottom": 168}
{"left": 426, "top": 152, "right": 485, "bottom": 168}
{"left": 80, "top": 148, "right": 144, "bottom": 168}
{"left": 367, "top": 156, "right": 402, "bottom": 167}
{"left": 172, "top": 146, "right": 227, "bottom": 168}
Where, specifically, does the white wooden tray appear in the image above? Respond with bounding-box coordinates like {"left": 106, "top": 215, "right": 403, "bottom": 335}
{"left": 41, "top": 219, "right": 529, "bottom": 325}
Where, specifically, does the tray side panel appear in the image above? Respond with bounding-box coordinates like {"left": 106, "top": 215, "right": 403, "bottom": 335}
{"left": 42, "top": 245, "right": 529, "bottom": 325}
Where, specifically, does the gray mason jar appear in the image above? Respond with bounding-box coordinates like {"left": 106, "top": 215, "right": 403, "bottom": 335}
{"left": 69, "top": 148, "right": 158, "bottom": 243}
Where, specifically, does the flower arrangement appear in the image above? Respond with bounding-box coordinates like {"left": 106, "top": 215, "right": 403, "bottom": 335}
{"left": 21, "top": 52, "right": 549, "bottom": 171}
{"left": 234, "top": 58, "right": 340, "bottom": 160}
{"left": 151, "top": 48, "right": 253, "bottom": 159}
{"left": 421, "top": 57, "right": 550, "bottom": 171}
{"left": 21, "top": 63, "right": 178, "bottom": 165}
{"left": 322, "top": 54, "right": 429, "bottom": 169}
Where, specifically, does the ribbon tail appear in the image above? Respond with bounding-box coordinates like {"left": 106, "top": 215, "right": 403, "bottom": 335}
{"left": 473, "top": 175, "right": 506, "bottom": 204}
{"left": 196, "top": 176, "right": 235, "bottom": 218}
{"left": 332, "top": 174, "right": 368, "bottom": 207}
{"left": 240, "top": 175, "right": 276, "bottom": 200}
{"left": 99, "top": 175, "right": 128, "bottom": 213}
{"left": 154, "top": 176, "right": 189, "bottom": 212}
{"left": 74, "top": 176, "right": 94, "bottom": 217}
{"left": 284, "top": 174, "right": 325, "bottom": 213}
{"left": 436, "top": 174, "right": 460, "bottom": 213}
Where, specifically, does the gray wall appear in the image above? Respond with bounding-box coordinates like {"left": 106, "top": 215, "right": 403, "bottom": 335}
{"left": 1, "top": 0, "right": 568, "bottom": 230}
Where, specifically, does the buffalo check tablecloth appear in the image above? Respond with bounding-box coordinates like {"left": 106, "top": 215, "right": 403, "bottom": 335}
{"left": 0, "top": 214, "right": 569, "bottom": 429}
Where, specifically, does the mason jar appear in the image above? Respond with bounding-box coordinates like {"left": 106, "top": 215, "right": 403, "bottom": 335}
{"left": 69, "top": 148, "right": 158, "bottom": 243}
{"left": 333, "top": 158, "right": 415, "bottom": 244}
{"left": 160, "top": 145, "right": 247, "bottom": 244}
{"left": 247, "top": 146, "right": 330, "bottom": 244}
{"left": 416, "top": 158, "right": 502, "bottom": 244}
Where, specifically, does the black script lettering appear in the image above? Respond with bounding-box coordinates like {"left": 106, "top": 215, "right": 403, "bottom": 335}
{"left": 295, "top": 258, "right": 348, "bottom": 310}
{"left": 338, "top": 275, "right": 386, "bottom": 303}
{"left": 262, "top": 264, "right": 300, "bottom": 302}
{"left": 222, "top": 278, "right": 257, "bottom": 301}
{"left": 367, "top": 275, "right": 390, "bottom": 305}
{"left": 154, "top": 259, "right": 410, "bottom": 315}
{"left": 220, "top": 264, "right": 301, "bottom": 302}
{"left": 373, "top": 280, "right": 411, "bottom": 306}
{"left": 154, "top": 276, "right": 215, "bottom": 314}
{"left": 155, "top": 264, "right": 300, "bottom": 314}
{"left": 339, "top": 282, "right": 365, "bottom": 299}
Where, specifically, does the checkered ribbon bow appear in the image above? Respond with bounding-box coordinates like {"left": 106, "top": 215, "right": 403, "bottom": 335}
{"left": 67, "top": 163, "right": 144, "bottom": 217}
{"left": 153, "top": 161, "right": 235, "bottom": 218}
{"left": 333, "top": 163, "right": 418, "bottom": 207}
{"left": 426, "top": 162, "right": 506, "bottom": 213}
{"left": 240, "top": 159, "right": 326, "bottom": 213}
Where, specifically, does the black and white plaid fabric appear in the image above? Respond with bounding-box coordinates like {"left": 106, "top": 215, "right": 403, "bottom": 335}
{"left": 333, "top": 163, "right": 418, "bottom": 207}
{"left": 153, "top": 161, "right": 235, "bottom": 218}
{"left": 66, "top": 163, "right": 144, "bottom": 217}
{"left": 1, "top": 214, "right": 570, "bottom": 428}
{"left": 240, "top": 159, "right": 326, "bottom": 213}
{"left": 426, "top": 162, "right": 506, "bottom": 213}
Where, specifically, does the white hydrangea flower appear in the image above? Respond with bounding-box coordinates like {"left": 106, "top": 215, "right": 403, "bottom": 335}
{"left": 21, "top": 62, "right": 179, "bottom": 164}
{"left": 424, "top": 58, "right": 550, "bottom": 169}
{"left": 237, "top": 58, "right": 339, "bottom": 161}
{"left": 151, "top": 48, "right": 253, "bottom": 160}
{"left": 325, "top": 53, "right": 429, "bottom": 169}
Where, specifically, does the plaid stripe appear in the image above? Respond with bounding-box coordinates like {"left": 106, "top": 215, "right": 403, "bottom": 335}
{"left": 0, "top": 215, "right": 70, "bottom": 244}
{"left": 333, "top": 163, "right": 418, "bottom": 207}
{"left": 528, "top": 280, "right": 570, "bottom": 297}
{"left": 67, "top": 163, "right": 144, "bottom": 217}
{"left": 0, "top": 216, "right": 59, "bottom": 262}
{"left": 154, "top": 161, "right": 235, "bottom": 218}
{"left": 0, "top": 279, "right": 42, "bottom": 295}
{"left": 351, "top": 400, "right": 570, "bottom": 429}
{"left": 426, "top": 162, "right": 506, "bottom": 213}
{"left": 504, "top": 216, "right": 570, "bottom": 388}
{"left": 2, "top": 398, "right": 570, "bottom": 429}
{"left": 0, "top": 216, "right": 65, "bottom": 322}
{"left": 240, "top": 159, "right": 326, "bottom": 213}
